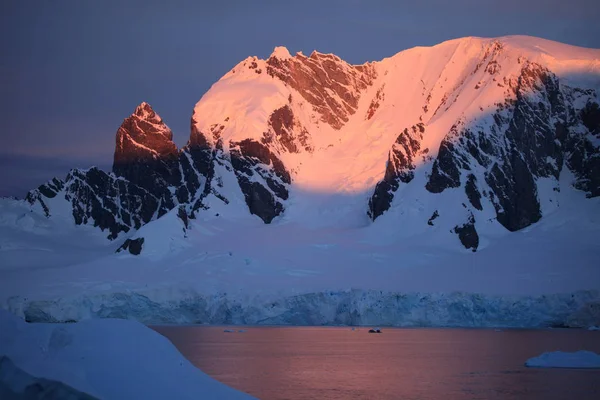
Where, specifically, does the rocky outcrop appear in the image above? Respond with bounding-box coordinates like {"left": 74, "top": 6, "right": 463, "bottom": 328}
{"left": 369, "top": 124, "right": 425, "bottom": 219}
{"left": 112, "top": 102, "right": 182, "bottom": 215}
{"left": 26, "top": 104, "right": 214, "bottom": 239}
{"left": 366, "top": 85, "right": 385, "bottom": 120}
{"left": 262, "top": 104, "right": 313, "bottom": 153}
{"left": 372, "top": 60, "right": 600, "bottom": 235}
{"left": 565, "top": 99, "right": 600, "bottom": 198}
{"left": 116, "top": 237, "right": 144, "bottom": 255}
{"left": 25, "top": 178, "right": 64, "bottom": 217}
{"left": 27, "top": 167, "right": 161, "bottom": 240}
{"left": 266, "top": 50, "right": 377, "bottom": 130}
{"left": 465, "top": 174, "right": 483, "bottom": 211}
{"left": 229, "top": 139, "right": 290, "bottom": 223}
{"left": 427, "top": 210, "right": 439, "bottom": 226}
{"left": 454, "top": 214, "right": 479, "bottom": 252}
{"left": 113, "top": 102, "right": 180, "bottom": 191}
{"left": 26, "top": 98, "right": 291, "bottom": 237}
{"left": 425, "top": 124, "right": 463, "bottom": 194}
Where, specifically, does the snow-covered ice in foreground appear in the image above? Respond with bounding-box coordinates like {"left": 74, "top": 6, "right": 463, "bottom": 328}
{"left": 525, "top": 351, "right": 600, "bottom": 369}
{"left": 0, "top": 310, "right": 254, "bottom": 399}
{"left": 0, "top": 356, "right": 98, "bottom": 399}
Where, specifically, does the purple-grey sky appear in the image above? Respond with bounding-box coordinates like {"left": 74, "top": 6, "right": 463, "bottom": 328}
{"left": 1, "top": 0, "right": 599, "bottom": 197}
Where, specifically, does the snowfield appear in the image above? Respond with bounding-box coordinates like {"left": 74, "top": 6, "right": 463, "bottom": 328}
{"left": 0, "top": 310, "right": 254, "bottom": 399}
{"left": 1, "top": 184, "right": 599, "bottom": 327}
{"left": 525, "top": 351, "right": 600, "bottom": 369}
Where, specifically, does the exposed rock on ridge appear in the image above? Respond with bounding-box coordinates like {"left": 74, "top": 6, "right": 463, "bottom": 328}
{"left": 266, "top": 50, "right": 377, "bottom": 130}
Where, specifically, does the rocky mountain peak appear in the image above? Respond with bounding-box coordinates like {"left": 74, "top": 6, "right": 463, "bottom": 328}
{"left": 113, "top": 103, "right": 177, "bottom": 166}
{"left": 134, "top": 101, "right": 155, "bottom": 117}
{"left": 113, "top": 103, "right": 180, "bottom": 197}
{"left": 269, "top": 46, "right": 292, "bottom": 60}
{"left": 266, "top": 48, "right": 377, "bottom": 130}
{"left": 22, "top": 35, "right": 600, "bottom": 249}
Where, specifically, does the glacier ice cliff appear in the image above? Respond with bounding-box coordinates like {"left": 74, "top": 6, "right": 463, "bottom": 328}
{"left": 5, "top": 289, "right": 599, "bottom": 328}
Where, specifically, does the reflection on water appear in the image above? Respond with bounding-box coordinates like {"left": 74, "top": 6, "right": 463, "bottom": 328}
{"left": 152, "top": 326, "right": 600, "bottom": 400}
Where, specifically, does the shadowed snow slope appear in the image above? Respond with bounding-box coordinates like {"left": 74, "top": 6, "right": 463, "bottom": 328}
{"left": 0, "top": 310, "right": 254, "bottom": 399}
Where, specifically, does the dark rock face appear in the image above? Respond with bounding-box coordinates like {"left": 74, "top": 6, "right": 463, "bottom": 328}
{"left": 580, "top": 101, "right": 600, "bottom": 134}
{"left": 465, "top": 174, "right": 483, "bottom": 211}
{"left": 481, "top": 63, "right": 563, "bottom": 231}
{"left": 454, "top": 214, "right": 479, "bottom": 251}
{"left": 266, "top": 51, "right": 377, "bottom": 130}
{"left": 267, "top": 105, "right": 298, "bottom": 153}
{"left": 566, "top": 99, "right": 600, "bottom": 197}
{"left": 27, "top": 167, "right": 161, "bottom": 240}
{"left": 112, "top": 103, "right": 181, "bottom": 215}
{"left": 113, "top": 102, "right": 181, "bottom": 191}
{"left": 370, "top": 61, "right": 600, "bottom": 233}
{"left": 25, "top": 178, "right": 64, "bottom": 217}
{"left": 26, "top": 103, "right": 223, "bottom": 239}
{"left": 262, "top": 104, "right": 313, "bottom": 153}
{"left": 427, "top": 210, "right": 439, "bottom": 226}
{"left": 116, "top": 237, "right": 145, "bottom": 255}
{"left": 486, "top": 152, "right": 541, "bottom": 231}
{"left": 230, "top": 139, "right": 290, "bottom": 223}
{"left": 366, "top": 85, "right": 385, "bottom": 120}
{"left": 425, "top": 125, "right": 462, "bottom": 194}
{"left": 177, "top": 205, "right": 189, "bottom": 229}
{"left": 65, "top": 168, "right": 160, "bottom": 239}
{"left": 369, "top": 124, "right": 424, "bottom": 220}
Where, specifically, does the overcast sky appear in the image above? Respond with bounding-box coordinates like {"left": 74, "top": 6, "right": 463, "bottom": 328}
{"left": 1, "top": 0, "right": 599, "bottom": 197}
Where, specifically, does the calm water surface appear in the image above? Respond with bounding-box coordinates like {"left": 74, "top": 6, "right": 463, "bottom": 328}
{"left": 152, "top": 326, "right": 600, "bottom": 400}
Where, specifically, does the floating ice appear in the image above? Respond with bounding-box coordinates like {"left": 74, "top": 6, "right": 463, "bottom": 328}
{"left": 0, "top": 310, "right": 254, "bottom": 399}
{"left": 525, "top": 351, "right": 600, "bottom": 369}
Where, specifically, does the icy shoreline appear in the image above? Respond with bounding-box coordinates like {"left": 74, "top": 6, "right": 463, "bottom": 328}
{"left": 5, "top": 288, "right": 599, "bottom": 328}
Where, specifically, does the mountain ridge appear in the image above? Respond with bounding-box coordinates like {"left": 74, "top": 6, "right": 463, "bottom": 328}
{"left": 18, "top": 35, "right": 600, "bottom": 253}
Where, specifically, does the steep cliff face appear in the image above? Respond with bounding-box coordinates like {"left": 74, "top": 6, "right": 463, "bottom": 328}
{"left": 424, "top": 61, "right": 600, "bottom": 239}
{"left": 369, "top": 123, "right": 425, "bottom": 220}
{"left": 21, "top": 36, "right": 600, "bottom": 250}
{"left": 187, "top": 45, "right": 381, "bottom": 223}
{"left": 366, "top": 38, "right": 600, "bottom": 250}
{"left": 26, "top": 167, "right": 158, "bottom": 240}
{"left": 26, "top": 104, "right": 188, "bottom": 239}
{"left": 112, "top": 102, "right": 182, "bottom": 209}
{"left": 265, "top": 48, "right": 377, "bottom": 130}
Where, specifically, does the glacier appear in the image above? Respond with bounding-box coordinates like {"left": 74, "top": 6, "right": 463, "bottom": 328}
{"left": 6, "top": 289, "right": 600, "bottom": 328}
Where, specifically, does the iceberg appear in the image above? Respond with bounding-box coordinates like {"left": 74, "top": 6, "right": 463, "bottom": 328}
{"left": 0, "top": 310, "right": 254, "bottom": 399}
{"left": 525, "top": 351, "right": 600, "bottom": 369}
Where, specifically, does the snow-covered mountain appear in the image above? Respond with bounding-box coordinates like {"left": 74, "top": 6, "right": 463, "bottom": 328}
{"left": 23, "top": 35, "right": 600, "bottom": 251}
{"left": 2, "top": 36, "right": 600, "bottom": 327}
